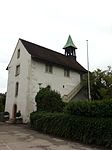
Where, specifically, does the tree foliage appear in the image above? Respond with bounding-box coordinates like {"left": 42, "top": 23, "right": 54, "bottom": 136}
{"left": 0, "top": 93, "right": 6, "bottom": 112}
{"left": 84, "top": 66, "right": 112, "bottom": 100}
{"left": 35, "top": 86, "right": 64, "bottom": 112}
{"left": 64, "top": 99, "right": 112, "bottom": 117}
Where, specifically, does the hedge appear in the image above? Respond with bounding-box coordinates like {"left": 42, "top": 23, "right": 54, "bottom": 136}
{"left": 64, "top": 99, "right": 112, "bottom": 117}
{"left": 30, "top": 112, "right": 112, "bottom": 147}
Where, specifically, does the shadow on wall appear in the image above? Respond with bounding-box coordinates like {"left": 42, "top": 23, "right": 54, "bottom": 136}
{"left": 71, "top": 87, "right": 88, "bottom": 101}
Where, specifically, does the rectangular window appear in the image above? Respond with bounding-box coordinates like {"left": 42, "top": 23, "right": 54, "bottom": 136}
{"left": 15, "top": 65, "right": 20, "bottom": 76}
{"left": 15, "top": 82, "right": 19, "bottom": 97}
{"left": 64, "top": 69, "right": 70, "bottom": 77}
{"left": 45, "top": 64, "right": 53, "bottom": 73}
{"left": 17, "top": 49, "right": 20, "bottom": 59}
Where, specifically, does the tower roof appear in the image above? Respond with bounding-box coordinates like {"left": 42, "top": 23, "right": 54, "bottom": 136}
{"left": 63, "top": 35, "right": 77, "bottom": 49}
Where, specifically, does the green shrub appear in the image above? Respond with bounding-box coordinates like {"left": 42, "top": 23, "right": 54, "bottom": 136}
{"left": 0, "top": 93, "right": 6, "bottom": 112}
{"left": 30, "top": 111, "right": 112, "bottom": 147}
{"left": 0, "top": 102, "right": 4, "bottom": 112}
{"left": 35, "top": 86, "right": 64, "bottom": 112}
{"left": 64, "top": 99, "right": 112, "bottom": 117}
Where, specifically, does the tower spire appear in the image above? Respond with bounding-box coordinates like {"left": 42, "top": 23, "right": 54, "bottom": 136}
{"left": 63, "top": 35, "right": 77, "bottom": 60}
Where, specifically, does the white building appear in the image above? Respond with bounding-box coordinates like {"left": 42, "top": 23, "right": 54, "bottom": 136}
{"left": 5, "top": 35, "right": 87, "bottom": 122}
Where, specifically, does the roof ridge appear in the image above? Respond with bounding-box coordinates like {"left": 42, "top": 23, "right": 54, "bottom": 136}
{"left": 20, "top": 38, "right": 66, "bottom": 57}
{"left": 19, "top": 38, "right": 87, "bottom": 73}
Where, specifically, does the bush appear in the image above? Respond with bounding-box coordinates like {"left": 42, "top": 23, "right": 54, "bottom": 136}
{"left": 35, "top": 86, "right": 64, "bottom": 112}
{"left": 4, "top": 111, "right": 9, "bottom": 115}
{"left": 0, "top": 93, "right": 6, "bottom": 112}
{"left": 16, "top": 110, "right": 21, "bottom": 117}
{"left": 3, "top": 111, "right": 9, "bottom": 121}
{"left": 0, "top": 111, "right": 9, "bottom": 122}
{"left": 0, "top": 103, "right": 4, "bottom": 112}
{"left": 30, "top": 111, "right": 112, "bottom": 147}
{"left": 64, "top": 99, "right": 112, "bottom": 117}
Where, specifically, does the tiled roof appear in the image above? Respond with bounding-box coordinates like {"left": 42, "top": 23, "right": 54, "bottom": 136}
{"left": 20, "top": 39, "right": 87, "bottom": 73}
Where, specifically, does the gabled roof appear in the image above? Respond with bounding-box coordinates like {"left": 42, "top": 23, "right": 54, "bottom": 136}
{"left": 20, "top": 38, "right": 87, "bottom": 73}
{"left": 63, "top": 35, "right": 77, "bottom": 49}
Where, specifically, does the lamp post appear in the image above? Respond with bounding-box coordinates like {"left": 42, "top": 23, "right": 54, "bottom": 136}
{"left": 86, "top": 40, "right": 91, "bottom": 100}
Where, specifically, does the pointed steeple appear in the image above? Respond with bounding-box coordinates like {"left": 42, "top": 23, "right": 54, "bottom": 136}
{"left": 63, "top": 35, "right": 77, "bottom": 49}
{"left": 63, "top": 35, "right": 77, "bottom": 60}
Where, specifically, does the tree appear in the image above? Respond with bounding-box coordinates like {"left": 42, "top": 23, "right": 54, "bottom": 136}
{"left": 83, "top": 67, "right": 112, "bottom": 100}
{"left": 0, "top": 93, "right": 6, "bottom": 112}
{"left": 35, "top": 86, "right": 64, "bottom": 112}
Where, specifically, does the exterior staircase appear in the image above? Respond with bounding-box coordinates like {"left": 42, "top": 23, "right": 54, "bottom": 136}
{"left": 62, "top": 83, "right": 83, "bottom": 102}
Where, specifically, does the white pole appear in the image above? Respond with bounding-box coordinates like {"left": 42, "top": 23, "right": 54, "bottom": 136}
{"left": 86, "top": 40, "right": 91, "bottom": 100}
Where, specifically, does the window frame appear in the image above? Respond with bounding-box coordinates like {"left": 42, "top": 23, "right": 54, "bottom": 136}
{"left": 45, "top": 64, "right": 53, "bottom": 74}
{"left": 17, "top": 49, "right": 20, "bottom": 59}
{"left": 15, "top": 65, "right": 20, "bottom": 76}
{"left": 64, "top": 69, "right": 70, "bottom": 77}
{"left": 15, "top": 82, "right": 19, "bottom": 97}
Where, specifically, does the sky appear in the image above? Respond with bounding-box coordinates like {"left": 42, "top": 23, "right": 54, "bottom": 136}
{"left": 0, "top": 0, "right": 112, "bottom": 93}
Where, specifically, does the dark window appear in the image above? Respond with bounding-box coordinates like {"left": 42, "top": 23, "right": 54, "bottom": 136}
{"left": 64, "top": 69, "right": 70, "bottom": 77}
{"left": 15, "top": 65, "right": 20, "bottom": 76}
{"left": 45, "top": 64, "right": 53, "bottom": 73}
{"left": 17, "top": 49, "right": 20, "bottom": 59}
{"left": 15, "top": 82, "right": 19, "bottom": 97}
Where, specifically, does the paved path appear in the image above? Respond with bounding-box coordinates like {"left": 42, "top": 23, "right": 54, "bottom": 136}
{"left": 0, "top": 122, "right": 105, "bottom": 150}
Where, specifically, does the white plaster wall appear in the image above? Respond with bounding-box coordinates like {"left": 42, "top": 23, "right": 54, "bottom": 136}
{"left": 5, "top": 40, "right": 81, "bottom": 123}
{"left": 5, "top": 40, "right": 31, "bottom": 122}
{"left": 30, "top": 60, "right": 81, "bottom": 105}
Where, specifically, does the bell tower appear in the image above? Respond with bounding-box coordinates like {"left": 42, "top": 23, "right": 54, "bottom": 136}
{"left": 63, "top": 35, "right": 77, "bottom": 60}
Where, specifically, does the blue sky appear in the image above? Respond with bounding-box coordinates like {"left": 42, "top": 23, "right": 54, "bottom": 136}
{"left": 0, "top": 0, "right": 112, "bottom": 93}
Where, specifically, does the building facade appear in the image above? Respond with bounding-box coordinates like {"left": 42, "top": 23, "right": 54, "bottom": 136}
{"left": 5, "top": 36, "right": 87, "bottom": 122}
